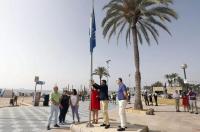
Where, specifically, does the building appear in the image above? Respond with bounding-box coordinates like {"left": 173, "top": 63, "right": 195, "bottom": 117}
{"left": 153, "top": 86, "right": 182, "bottom": 95}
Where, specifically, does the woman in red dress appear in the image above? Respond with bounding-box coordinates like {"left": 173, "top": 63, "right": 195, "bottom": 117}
{"left": 90, "top": 87, "right": 100, "bottom": 124}
{"left": 182, "top": 91, "right": 189, "bottom": 112}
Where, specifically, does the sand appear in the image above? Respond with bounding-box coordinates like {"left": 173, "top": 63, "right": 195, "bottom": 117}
{"left": 0, "top": 96, "right": 35, "bottom": 108}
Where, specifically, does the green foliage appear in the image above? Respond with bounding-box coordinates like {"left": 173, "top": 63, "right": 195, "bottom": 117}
{"left": 93, "top": 67, "right": 109, "bottom": 83}
{"left": 151, "top": 81, "right": 163, "bottom": 87}
{"left": 102, "top": 0, "right": 178, "bottom": 45}
{"left": 165, "top": 73, "right": 184, "bottom": 87}
{"left": 102, "top": 0, "right": 178, "bottom": 110}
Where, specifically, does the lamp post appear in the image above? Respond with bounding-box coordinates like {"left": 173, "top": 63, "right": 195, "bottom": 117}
{"left": 128, "top": 74, "right": 131, "bottom": 88}
{"left": 181, "top": 64, "right": 188, "bottom": 91}
{"left": 34, "top": 76, "right": 39, "bottom": 106}
{"left": 128, "top": 73, "right": 134, "bottom": 97}
{"left": 181, "top": 64, "right": 187, "bottom": 82}
{"left": 106, "top": 59, "right": 111, "bottom": 85}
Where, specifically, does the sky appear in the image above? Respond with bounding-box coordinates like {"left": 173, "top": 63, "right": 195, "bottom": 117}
{"left": 0, "top": 0, "right": 200, "bottom": 91}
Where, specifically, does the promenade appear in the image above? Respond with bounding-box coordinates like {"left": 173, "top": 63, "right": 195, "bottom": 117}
{"left": 0, "top": 98, "right": 116, "bottom": 132}
{"left": 71, "top": 101, "right": 200, "bottom": 132}
{"left": 0, "top": 97, "right": 200, "bottom": 132}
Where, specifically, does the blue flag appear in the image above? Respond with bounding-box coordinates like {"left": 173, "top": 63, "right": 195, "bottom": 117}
{"left": 89, "top": 8, "right": 96, "bottom": 53}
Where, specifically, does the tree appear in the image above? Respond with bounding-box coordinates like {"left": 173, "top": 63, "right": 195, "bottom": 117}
{"left": 176, "top": 76, "right": 184, "bottom": 87}
{"left": 171, "top": 73, "right": 178, "bottom": 86}
{"left": 165, "top": 73, "right": 179, "bottom": 87}
{"left": 151, "top": 81, "right": 163, "bottom": 87}
{"left": 165, "top": 74, "right": 172, "bottom": 86}
{"left": 102, "top": 0, "right": 178, "bottom": 110}
{"left": 93, "top": 67, "right": 109, "bottom": 84}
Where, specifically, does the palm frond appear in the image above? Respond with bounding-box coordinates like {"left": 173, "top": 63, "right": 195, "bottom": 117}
{"left": 147, "top": 16, "right": 172, "bottom": 36}
{"left": 102, "top": 0, "right": 177, "bottom": 46}
{"left": 145, "top": 25, "right": 159, "bottom": 44}
{"left": 140, "top": 21, "right": 159, "bottom": 44}
{"left": 149, "top": 7, "right": 178, "bottom": 20}
{"left": 125, "top": 26, "right": 131, "bottom": 46}
{"left": 103, "top": 16, "right": 123, "bottom": 38}
{"left": 136, "top": 28, "right": 143, "bottom": 44}
{"left": 116, "top": 20, "right": 127, "bottom": 44}
{"left": 108, "top": 20, "right": 124, "bottom": 42}
{"left": 102, "top": 11, "right": 121, "bottom": 27}
{"left": 138, "top": 21, "right": 150, "bottom": 45}
{"left": 93, "top": 67, "right": 109, "bottom": 78}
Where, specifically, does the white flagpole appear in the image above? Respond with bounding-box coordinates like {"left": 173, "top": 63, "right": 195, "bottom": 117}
{"left": 87, "top": 0, "right": 95, "bottom": 127}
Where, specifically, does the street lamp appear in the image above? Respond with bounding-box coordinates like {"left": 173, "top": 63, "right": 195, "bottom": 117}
{"left": 181, "top": 64, "right": 187, "bottom": 83}
{"left": 128, "top": 74, "right": 131, "bottom": 88}
{"left": 181, "top": 64, "right": 188, "bottom": 92}
{"left": 106, "top": 59, "right": 111, "bottom": 85}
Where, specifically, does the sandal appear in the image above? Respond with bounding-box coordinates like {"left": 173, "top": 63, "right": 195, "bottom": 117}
{"left": 95, "top": 120, "right": 98, "bottom": 124}
{"left": 92, "top": 120, "right": 95, "bottom": 124}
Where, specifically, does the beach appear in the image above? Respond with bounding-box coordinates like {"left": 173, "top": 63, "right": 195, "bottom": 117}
{"left": 0, "top": 96, "right": 35, "bottom": 108}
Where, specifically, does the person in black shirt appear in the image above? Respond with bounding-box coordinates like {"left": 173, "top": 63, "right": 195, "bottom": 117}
{"left": 92, "top": 80, "right": 110, "bottom": 129}
{"left": 144, "top": 91, "right": 149, "bottom": 106}
{"left": 153, "top": 92, "right": 158, "bottom": 106}
{"left": 149, "top": 93, "right": 153, "bottom": 106}
{"left": 59, "top": 91, "right": 70, "bottom": 124}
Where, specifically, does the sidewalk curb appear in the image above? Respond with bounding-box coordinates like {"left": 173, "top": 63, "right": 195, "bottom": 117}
{"left": 70, "top": 123, "right": 149, "bottom": 132}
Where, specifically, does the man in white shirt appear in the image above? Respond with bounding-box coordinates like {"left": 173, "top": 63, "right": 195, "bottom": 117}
{"left": 173, "top": 90, "right": 180, "bottom": 112}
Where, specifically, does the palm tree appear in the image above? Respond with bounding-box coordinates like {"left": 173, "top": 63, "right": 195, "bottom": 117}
{"left": 151, "top": 81, "right": 163, "bottom": 87}
{"left": 165, "top": 73, "right": 178, "bottom": 87}
{"left": 93, "top": 67, "right": 109, "bottom": 84}
{"left": 102, "top": 0, "right": 178, "bottom": 110}
{"left": 165, "top": 74, "right": 173, "bottom": 87}
{"left": 176, "top": 76, "right": 184, "bottom": 87}
{"left": 171, "top": 73, "right": 178, "bottom": 86}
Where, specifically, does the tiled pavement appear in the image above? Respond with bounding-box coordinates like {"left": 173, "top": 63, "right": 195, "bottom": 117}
{"left": 0, "top": 101, "right": 116, "bottom": 132}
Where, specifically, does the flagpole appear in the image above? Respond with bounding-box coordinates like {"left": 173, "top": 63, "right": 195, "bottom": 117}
{"left": 86, "top": 52, "right": 94, "bottom": 127}
{"left": 87, "top": 0, "right": 95, "bottom": 127}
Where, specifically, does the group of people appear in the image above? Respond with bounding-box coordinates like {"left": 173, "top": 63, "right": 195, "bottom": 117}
{"left": 109, "top": 90, "right": 131, "bottom": 105}
{"left": 47, "top": 86, "right": 80, "bottom": 130}
{"left": 90, "top": 78, "right": 128, "bottom": 131}
{"left": 46, "top": 80, "right": 199, "bottom": 131}
{"left": 46, "top": 77, "right": 129, "bottom": 131}
{"left": 110, "top": 92, "right": 117, "bottom": 104}
{"left": 143, "top": 91, "right": 158, "bottom": 106}
{"left": 173, "top": 88, "right": 198, "bottom": 114}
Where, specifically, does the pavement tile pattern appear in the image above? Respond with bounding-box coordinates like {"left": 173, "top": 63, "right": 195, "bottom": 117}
{"left": 0, "top": 101, "right": 116, "bottom": 132}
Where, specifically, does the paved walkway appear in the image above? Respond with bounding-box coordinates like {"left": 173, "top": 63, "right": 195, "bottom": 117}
{"left": 0, "top": 101, "right": 116, "bottom": 132}
{"left": 1, "top": 98, "right": 200, "bottom": 132}
{"left": 108, "top": 103, "right": 200, "bottom": 132}
{"left": 71, "top": 98, "right": 200, "bottom": 132}
{"left": 0, "top": 106, "right": 70, "bottom": 132}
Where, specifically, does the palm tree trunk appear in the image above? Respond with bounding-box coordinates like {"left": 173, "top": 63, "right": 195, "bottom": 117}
{"left": 132, "top": 26, "right": 143, "bottom": 110}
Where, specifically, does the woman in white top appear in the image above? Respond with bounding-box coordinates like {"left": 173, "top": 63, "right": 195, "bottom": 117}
{"left": 70, "top": 89, "right": 80, "bottom": 123}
